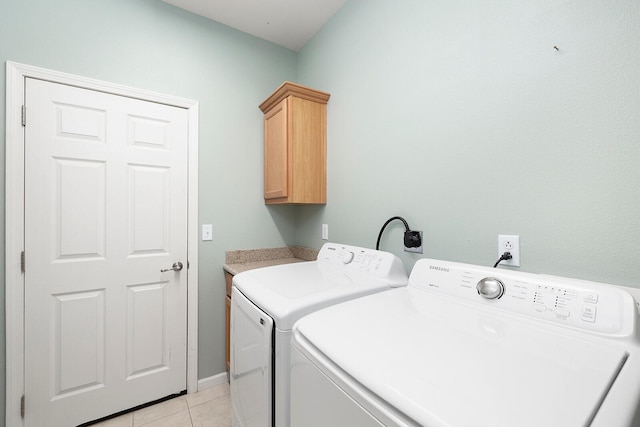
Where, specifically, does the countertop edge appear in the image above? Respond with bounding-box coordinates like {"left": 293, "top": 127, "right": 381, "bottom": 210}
{"left": 224, "top": 257, "right": 309, "bottom": 275}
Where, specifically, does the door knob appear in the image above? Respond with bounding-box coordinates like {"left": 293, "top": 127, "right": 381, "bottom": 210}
{"left": 161, "top": 262, "right": 183, "bottom": 273}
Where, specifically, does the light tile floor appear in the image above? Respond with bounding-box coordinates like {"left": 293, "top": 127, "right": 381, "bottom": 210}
{"left": 92, "top": 383, "right": 231, "bottom": 427}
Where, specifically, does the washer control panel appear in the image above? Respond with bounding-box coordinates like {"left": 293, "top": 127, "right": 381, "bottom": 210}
{"left": 317, "top": 242, "right": 408, "bottom": 287}
{"left": 409, "top": 258, "right": 637, "bottom": 335}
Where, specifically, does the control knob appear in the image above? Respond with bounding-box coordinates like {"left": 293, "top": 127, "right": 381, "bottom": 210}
{"left": 477, "top": 277, "right": 505, "bottom": 299}
{"left": 342, "top": 251, "right": 355, "bottom": 264}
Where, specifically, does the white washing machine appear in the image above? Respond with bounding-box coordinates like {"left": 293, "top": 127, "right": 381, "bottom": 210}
{"left": 291, "top": 258, "right": 640, "bottom": 427}
{"left": 230, "top": 242, "right": 408, "bottom": 427}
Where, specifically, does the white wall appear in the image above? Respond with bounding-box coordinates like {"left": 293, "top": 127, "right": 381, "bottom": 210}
{"left": 296, "top": 0, "right": 640, "bottom": 288}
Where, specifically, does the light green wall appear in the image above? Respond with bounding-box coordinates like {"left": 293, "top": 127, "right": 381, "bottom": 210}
{"left": 2, "top": 0, "right": 640, "bottom": 422}
{"left": 297, "top": 0, "right": 640, "bottom": 288}
{"left": 0, "top": 0, "right": 299, "bottom": 420}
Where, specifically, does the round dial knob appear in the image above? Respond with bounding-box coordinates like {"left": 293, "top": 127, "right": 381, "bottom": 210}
{"left": 342, "top": 251, "right": 355, "bottom": 264}
{"left": 476, "top": 277, "right": 505, "bottom": 299}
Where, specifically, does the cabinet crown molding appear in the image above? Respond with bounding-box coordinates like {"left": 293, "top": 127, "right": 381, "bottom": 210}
{"left": 259, "top": 81, "right": 330, "bottom": 113}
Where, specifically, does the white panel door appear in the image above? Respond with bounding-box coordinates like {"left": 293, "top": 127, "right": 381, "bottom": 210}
{"left": 24, "top": 78, "right": 189, "bottom": 426}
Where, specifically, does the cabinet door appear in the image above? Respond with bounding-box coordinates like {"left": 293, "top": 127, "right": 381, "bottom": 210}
{"left": 226, "top": 295, "right": 231, "bottom": 371}
{"left": 264, "top": 98, "right": 289, "bottom": 200}
{"left": 224, "top": 272, "right": 233, "bottom": 371}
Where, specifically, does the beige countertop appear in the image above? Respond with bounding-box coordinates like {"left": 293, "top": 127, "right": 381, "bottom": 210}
{"left": 224, "top": 257, "right": 308, "bottom": 275}
{"left": 223, "top": 246, "right": 318, "bottom": 276}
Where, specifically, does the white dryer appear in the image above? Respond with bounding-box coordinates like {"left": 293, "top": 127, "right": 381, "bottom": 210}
{"left": 291, "top": 258, "right": 640, "bottom": 427}
{"left": 230, "top": 242, "right": 408, "bottom": 427}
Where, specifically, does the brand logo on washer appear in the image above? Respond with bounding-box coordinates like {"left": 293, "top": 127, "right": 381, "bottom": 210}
{"left": 429, "top": 265, "right": 449, "bottom": 273}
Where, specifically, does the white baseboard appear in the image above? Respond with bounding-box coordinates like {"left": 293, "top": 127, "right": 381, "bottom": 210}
{"left": 196, "top": 372, "right": 229, "bottom": 392}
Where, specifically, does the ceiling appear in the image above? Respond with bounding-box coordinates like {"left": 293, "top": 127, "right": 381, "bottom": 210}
{"left": 162, "top": 0, "right": 346, "bottom": 51}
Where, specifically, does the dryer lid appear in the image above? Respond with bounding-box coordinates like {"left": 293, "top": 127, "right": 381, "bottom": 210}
{"left": 232, "top": 243, "right": 408, "bottom": 330}
{"left": 233, "top": 261, "right": 397, "bottom": 330}
{"left": 294, "top": 287, "right": 638, "bottom": 427}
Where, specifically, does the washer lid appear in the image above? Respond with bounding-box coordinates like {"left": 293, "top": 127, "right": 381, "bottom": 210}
{"left": 233, "top": 261, "right": 395, "bottom": 330}
{"left": 294, "top": 287, "right": 635, "bottom": 427}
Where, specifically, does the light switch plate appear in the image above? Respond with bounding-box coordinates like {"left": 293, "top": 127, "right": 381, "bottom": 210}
{"left": 322, "top": 224, "right": 329, "bottom": 240}
{"left": 202, "top": 224, "right": 213, "bottom": 241}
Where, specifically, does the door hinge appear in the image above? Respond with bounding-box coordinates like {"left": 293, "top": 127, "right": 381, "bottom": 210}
{"left": 21, "top": 105, "right": 26, "bottom": 127}
{"left": 21, "top": 251, "right": 25, "bottom": 273}
{"left": 20, "top": 394, "right": 25, "bottom": 418}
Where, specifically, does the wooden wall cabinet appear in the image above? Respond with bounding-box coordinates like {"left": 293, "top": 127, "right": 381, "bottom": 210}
{"left": 225, "top": 271, "right": 232, "bottom": 372}
{"left": 259, "top": 82, "right": 330, "bottom": 204}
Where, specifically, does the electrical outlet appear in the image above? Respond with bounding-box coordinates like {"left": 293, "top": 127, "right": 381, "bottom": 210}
{"left": 498, "top": 235, "right": 520, "bottom": 267}
{"left": 404, "top": 231, "right": 423, "bottom": 253}
{"left": 322, "top": 224, "right": 329, "bottom": 240}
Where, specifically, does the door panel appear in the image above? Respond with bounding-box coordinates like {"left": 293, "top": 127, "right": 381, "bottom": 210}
{"left": 53, "top": 289, "right": 106, "bottom": 397}
{"left": 55, "top": 158, "right": 106, "bottom": 259}
{"left": 128, "top": 164, "right": 170, "bottom": 254}
{"left": 126, "top": 282, "right": 169, "bottom": 378}
{"left": 24, "top": 77, "right": 188, "bottom": 426}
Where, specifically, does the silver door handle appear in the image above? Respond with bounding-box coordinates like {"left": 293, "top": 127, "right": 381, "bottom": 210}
{"left": 161, "top": 262, "right": 183, "bottom": 273}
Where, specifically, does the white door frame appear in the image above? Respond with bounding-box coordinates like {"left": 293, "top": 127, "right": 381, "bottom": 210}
{"left": 5, "top": 61, "right": 199, "bottom": 426}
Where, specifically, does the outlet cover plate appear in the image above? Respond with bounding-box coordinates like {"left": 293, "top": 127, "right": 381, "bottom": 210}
{"left": 498, "top": 234, "right": 520, "bottom": 267}
{"left": 404, "top": 231, "right": 423, "bottom": 254}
